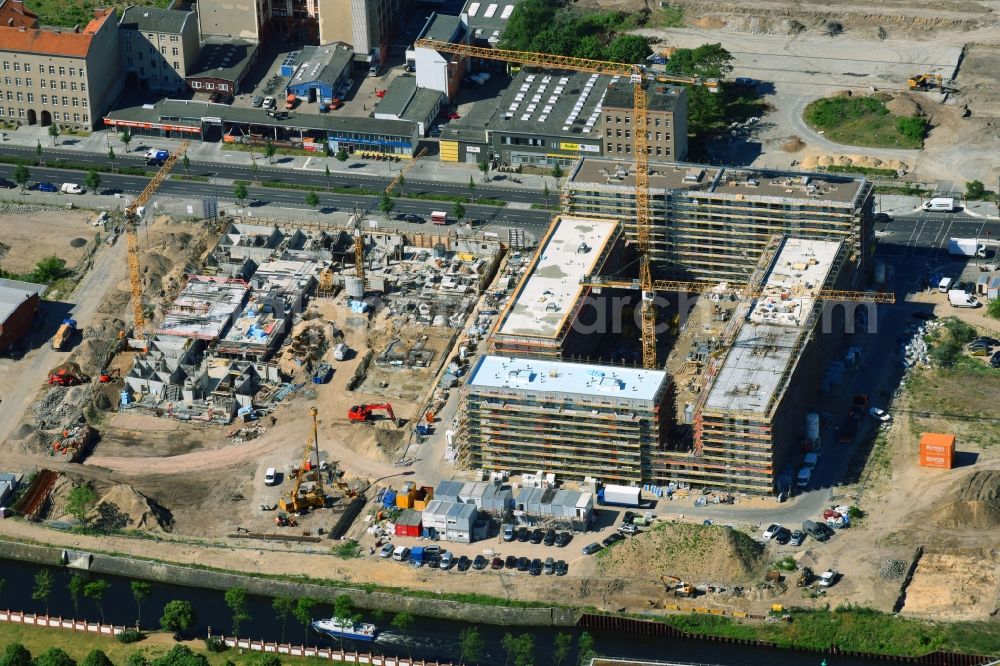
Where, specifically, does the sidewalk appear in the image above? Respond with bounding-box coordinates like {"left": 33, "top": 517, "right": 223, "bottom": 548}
{"left": 878, "top": 194, "right": 1000, "bottom": 220}
{"left": 1, "top": 124, "right": 560, "bottom": 192}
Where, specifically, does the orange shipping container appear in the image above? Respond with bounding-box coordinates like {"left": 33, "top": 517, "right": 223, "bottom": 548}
{"left": 919, "top": 432, "right": 955, "bottom": 454}
{"left": 919, "top": 452, "right": 953, "bottom": 469}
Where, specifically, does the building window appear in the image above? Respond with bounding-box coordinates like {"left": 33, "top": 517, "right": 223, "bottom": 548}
{"left": 25, "top": 78, "right": 31, "bottom": 87}
{"left": 48, "top": 66, "right": 54, "bottom": 74}
{"left": 4, "top": 92, "right": 10, "bottom": 101}
{"left": 69, "top": 67, "right": 75, "bottom": 76}
{"left": 60, "top": 81, "right": 66, "bottom": 90}
{"left": 40, "top": 80, "right": 45, "bottom": 88}
{"left": 1, "top": 62, "right": 8, "bottom": 71}
{"left": 615, "top": 116, "right": 620, "bottom": 124}
{"left": 0, "top": 108, "right": 4, "bottom": 116}
{"left": 50, "top": 80, "right": 56, "bottom": 88}
{"left": 606, "top": 129, "right": 611, "bottom": 137}
{"left": 79, "top": 69, "right": 85, "bottom": 78}
{"left": 83, "top": 114, "right": 88, "bottom": 122}
{"left": 26, "top": 93, "right": 33, "bottom": 102}
{"left": 12, "top": 62, "right": 19, "bottom": 71}
{"left": 58, "top": 66, "right": 65, "bottom": 75}
{"left": 62, "top": 96, "right": 68, "bottom": 106}
{"left": 656, "top": 132, "right": 661, "bottom": 141}
{"left": 657, "top": 147, "right": 662, "bottom": 156}
{"left": 128, "top": 58, "right": 133, "bottom": 68}
{"left": 82, "top": 99, "right": 87, "bottom": 107}
{"left": 13, "top": 78, "right": 20, "bottom": 86}
{"left": 170, "top": 35, "right": 178, "bottom": 41}
{"left": 41, "top": 95, "right": 47, "bottom": 104}
{"left": 615, "top": 129, "right": 621, "bottom": 137}
{"left": 146, "top": 32, "right": 154, "bottom": 38}
{"left": 655, "top": 117, "right": 660, "bottom": 127}
{"left": 206, "top": 82, "right": 215, "bottom": 89}
{"left": 74, "top": 113, "right": 80, "bottom": 122}
{"left": 192, "top": 81, "right": 202, "bottom": 88}
{"left": 172, "top": 47, "right": 178, "bottom": 55}
{"left": 606, "top": 143, "right": 612, "bottom": 151}
{"left": 72, "top": 98, "right": 78, "bottom": 107}
{"left": 625, "top": 129, "right": 631, "bottom": 139}
{"left": 81, "top": 83, "right": 86, "bottom": 92}
{"left": 15, "top": 92, "right": 22, "bottom": 102}
{"left": 71, "top": 82, "right": 77, "bottom": 91}
{"left": 173, "top": 62, "right": 179, "bottom": 70}
{"left": 625, "top": 144, "right": 631, "bottom": 154}
{"left": 219, "top": 84, "right": 229, "bottom": 91}
{"left": 17, "top": 108, "right": 24, "bottom": 117}
{"left": 24, "top": 64, "right": 30, "bottom": 73}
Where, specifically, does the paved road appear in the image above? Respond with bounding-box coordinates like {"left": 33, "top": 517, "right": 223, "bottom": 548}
{"left": 0, "top": 164, "right": 554, "bottom": 233}
{"left": 0, "top": 144, "right": 546, "bottom": 206}
{"left": 876, "top": 212, "right": 1000, "bottom": 259}
{"left": 0, "top": 237, "right": 127, "bottom": 443}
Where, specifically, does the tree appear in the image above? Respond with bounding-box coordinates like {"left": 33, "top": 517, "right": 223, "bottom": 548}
{"left": 263, "top": 139, "right": 276, "bottom": 164}
{"left": 160, "top": 599, "right": 196, "bottom": 634}
{"left": 397, "top": 174, "right": 405, "bottom": 196}
{"left": 606, "top": 34, "right": 651, "bottom": 64}
{"left": 577, "top": 631, "right": 595, "bottom": 666}
{"left": 468, "top": 176, "right": 476, "bottom": 203}
{"left": 107, "top": 146, "right": 116, "bottom": 172}
{"left": 131, "top": 580, "right": 152, "bottom": 627}
{"left": 391, "top": 612, "right": 414, "bottom": 657}
{"left": 543, "top": 181, "right": 550, "bottom": 208}
{"left": 272, "top": 595, "right": 295, "bottom": 644}
{"left": 85, "top": 169, "right": 101, "bottom": 193}
{"left": 452, "top": 200, "right": 466, "bottom": 223}
{"left": 336, "top": 147, "right": 348, "bottom": 161}
{"left": 458, "top": 627, "right": 484, "bottom": 665}
{"left": 896, "top": 116, "right": 928, "bottom": 143}
{"left": 250, "top": 656, "right": 281, "bottom": 666}
{"left": 125, "top": 653, "right": 147, "bottom": 666}
{"left": 182, "top": 153, "right": 191, "bottom": 177}
{"left": 551, "top": 163, "right": 564, "bottom": 179}
{"left": 48, "top": 123, "right": 60, "bottom": 146}
{"left": 66, "top": 483, "right": 98, "bottom": 525}
{"left": 686, "top": 84, "right": 725, "bottom": 136}
{"left": 32, "top": 256, "right": 68, "bottom": 283}
{"left": 501, "top": 632, "right": 534, "bottom": 666}
{"left": 478, "top": 159, "right": 490, "bottom": 182}
{"left": 13, "top": 163, "right": 30, "bottom": 192}
{"left": 84, "top": 579, "right": 110, "bottom": 623}
{"left": 120, "top": 128, "right": 132, "bottom": 152}
{"left": 664, "top": 43, "right": 734, "bottom": 79}
{"left": 234, "top": 182, "right": 249, "bottom": 206}
{"left": 36, "top": 140, "right": 43, "bottom": 166}
{"left": 68, "top": 574, "right": 84, "bottom": 617}
{"left": 150, "top": 646, "right": 208, "bottom": 666}
{"left": 377, "top": 191, "right": 395, "bottom": 219}
{"left": 34, "top": 648, "right": 74, "bottom": 666}
{"left": 305, "top": 191, "right": 320, "bottom": 210}
{"left": 965, "top": 179, "right": 986, "bottom": 200}
{"left": 0, "top": 643, "right": 31, "bottom": 666}
{"left": 324, "top": 164, "right": 331, "bottom": 189}
{"left": 987, "top": 296, "right": 1000, "bottom": 320}
{"left": 572, "top": 35, "right": 605, "bottom": 61}
{"left": 249, "top": 160, "right": 259, "bottom": 182}
{"left": 224, "top": 587, "right": 251, "bottom": 637}
{"left": 292, "top": 597, "right": 316, "bottom": 646}
{"left": 32, "top": 569, "right": 53, "bottom": 615}
{"left": 553, "top": 632, "right": 572, "bottom": 666}
{"left": 81, "top": 650, "right": 113, "bottom": 666}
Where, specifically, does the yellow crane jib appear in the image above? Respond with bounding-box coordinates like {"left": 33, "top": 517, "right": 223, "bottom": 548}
{"left": 125, "top": 140, "right": 190, "bottom": 338}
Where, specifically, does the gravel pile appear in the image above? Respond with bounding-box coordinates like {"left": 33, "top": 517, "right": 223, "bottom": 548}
{"left": 0, "top": 202, "right": 55, "bottom": 215}
{"left": 879, "top": 558, "right": 907, "bottom": 579}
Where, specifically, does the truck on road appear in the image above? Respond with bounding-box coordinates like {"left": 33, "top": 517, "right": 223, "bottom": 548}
{"left": 922, "top": 197, "right": 956, "bottom": 212}
{"left": 597, "top": 484, "right": 641, "bottom": 508}
{"left": 144, "top": 149, "right": 169, "bottom": 165}
{"left": 947, "top": 289, "right": 979, "bottom": 308}
{"left": 948, "top": 237, "right": 987, "bottom": 258}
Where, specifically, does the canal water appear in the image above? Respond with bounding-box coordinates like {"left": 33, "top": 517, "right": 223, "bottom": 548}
{"left": 0, "top": 558, "right": 888, "bottom": 665}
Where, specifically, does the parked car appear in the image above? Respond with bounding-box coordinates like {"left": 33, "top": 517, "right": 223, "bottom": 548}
{"left": 378, "top": 543, "right": 395, "bottom": 558}
{"left": 60, "top": 183, "right": 83, "bottom": 194}
{"left": 554, "top": 560, "right": 568, "bottom": 576}
{"left": 516, "top": 557, "right": 529, "bottom": 572}
{"left": 0, "top": 178, "right": 15, "bottom": 189}
{"left": 472, "top": 555, "right": 488, "bottom": 570}
{"left": 555, "top": 532, "right": 572, "bottom": 547}
{"left": 991, "top": 351, "right": 1000, "bottom": 368}
{"left": 974, "top": 336, "right": 1000, "bottom": 346}
{"left": 502, "top": 523, "right": 514, "bottom": 541}
{"left": 873, "top": 212, "right": 893, "bottom": 223}
{"left": 516, "top": 527, "right": 529, "bottom": 542}
{"left": 263, "top": 467, "right": 278, "bottom": 485}
{"left": 392, "top": 546, "right": 410, "bottom": 561}
{"left": 802, "top": 520, "right": 829, "bottom": 542}
{"left": 762, "top": 523, "right": 783, "bottom": 540}
{"left": 543, "top": 529, "right": 556, "bottom": 546}
{"left": 490, "top": 556, "right": 503, "bottom": 570}
{"left": 543, "top": 557, "right": 555, "bottom": 575}
{"left": 456, "top": 555, "right": 471, "bottom": 572}
{"left": 869, "top": 407, "right": 891, "bottom": 422}
{"left": 818, "top": 523, "right": 836, "bottom": 539}
{"left": 789, "top": 530, "right": 805, "bottom": 546}
{"left": 446, "top": 111, "right": 461, "bottom": 120}
{"left": 530, "top": 529, "right": 544, "bottom": 544}
{"left": 969, "top": 345, "right": 991, "bottom": 357}
{"left": 774, "top": 527, "right": 791, "bottom": 545}
{"left": 582, "top": 542, "right": 602, "bottom": 555}
{"left": 817, "top": 570, "right": 839, "bottom": 587}
{"left": 528, "top": 558, "right": 542, "bottom": 576}
{"left": 262, "top": 96, "right": 276, "bottom": 109}
{"left": 601, "top": 533, "right": 624, "bottom": 547}
{"left": 34, "top": 182, "right": 58, "bottom": 192}
{"left": 439, "top": 551, "right": 453, "bottom": 569}
{"left": 622, "top": 511, "right": 636, "bottom": 525}
{"left": 251, "top": 95, "right": 264, "bottom": 107}
{"left": 504, "top": 555, "right": 517, "bottom": 569}
{"left": 618, "top": 523, "right": 639, "bottom": 536}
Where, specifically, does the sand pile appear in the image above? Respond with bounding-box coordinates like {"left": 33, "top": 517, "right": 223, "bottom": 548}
{"left": 800, "top": 154, "right": 909, "bottom": 172}
{"left": 595, "top": 522, "right": 765, "bottom": 583}
{"left": 933, "top": 471, "right": 1000, "bottom": 529}
{"left": 89, "top": 484, "right": 174, "bottom": 532}
{"left": 886, "top": 93, "right": 923, "bottom": 118}
{"left": 781, "top": 136, "right": 805, "bottom": 152}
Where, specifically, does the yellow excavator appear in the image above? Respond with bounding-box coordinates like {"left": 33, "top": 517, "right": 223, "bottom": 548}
{"left": 278, "top": 407, "right": 327, "bottom": 513}
{"left": 908, "top": 73, "right": 943, "bottom": 91}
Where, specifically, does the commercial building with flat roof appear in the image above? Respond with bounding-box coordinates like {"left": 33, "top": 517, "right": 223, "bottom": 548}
{"left": 564, "top": 158, "right": 874, "bottom": 282}
{"left": 491, "top": 215, "right": 623, "bottom": 358}
{"left": 653, "top": 237, "right": 852, "bottom": 493}
{"left": 197, "top": 0, "right": 270, "bottom": 41}
{"left": 119, "top": 7, "right": 200, "bottom": 94}
{"left": 373, "top": 74, "right": 444, "bottom": 135}
{"left": 461, "top": 0, "right": 518, "bottom": 47}
{"left": 0, "top": 8, "right": 122, "bottom": 130}
{"left": 186, "top": 36, "right": 258, "bottom": 98}
{"left": 462, "top": 355, "right": 670, "bottom": 484}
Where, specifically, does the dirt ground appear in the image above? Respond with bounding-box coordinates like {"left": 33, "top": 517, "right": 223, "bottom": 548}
{"left": 903, "top": 550, "right": 1000, "bottom": 620}
{"left": 0, "top": 204, "right": 96, "bottom": 273}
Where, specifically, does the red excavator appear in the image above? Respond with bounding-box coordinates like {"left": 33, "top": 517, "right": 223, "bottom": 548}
{"left": 347, "top": 403, "right": 395, "bottom": 423}
{"left": 48, "top": 369, "right": 81, "bottom": 386}
{"left": 99, "top": 368, "right": 121, "bottom": 383}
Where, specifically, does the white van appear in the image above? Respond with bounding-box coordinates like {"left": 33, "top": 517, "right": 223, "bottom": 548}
{"left": 922, "top": 197, "right": 956, "bottom": 212}
{"left": 333, "top": 343, "right": 348, "bottom": 361}
{"left": 938, "top": 277, "right": 954, "bottom": 293}
{"left": 60, "top": 183, "right": 83, "bottom": 194}
{"left": 392, "top": 546, "right": 410, "bottom": 561}
{"left": 263, "top": 467, "right": 277, "bottom": 485}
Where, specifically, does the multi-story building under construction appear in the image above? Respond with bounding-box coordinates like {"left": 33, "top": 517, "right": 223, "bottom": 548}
{"left": 562, "top": 158, "right": 874, "bottom": 282}
{"left": 462, "top": 355, "right": 669, "bottom": 484}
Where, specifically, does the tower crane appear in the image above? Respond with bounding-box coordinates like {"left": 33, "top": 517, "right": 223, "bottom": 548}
{"left": 413, "top": 40, "right": 718, "bottom": 368}
{"left": 124, "top": 140, "right": 190, "bottom": 340}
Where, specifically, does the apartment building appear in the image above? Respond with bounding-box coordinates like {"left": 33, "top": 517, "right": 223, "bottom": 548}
{"left": 0, "top": 0, "right": 38, "bottom": 29}
{"left": 0, "top": 8, "right": 122, "bottom": 130}
{"left": 119, "top": 7, "right": 200, "bottom": 94}
{"left": 563, "top": 158, "right": 874, "bottom": 282}
{"left": 601, "top": 81, "right": 687, "bottom": 162}
{"left": 462, "top": 355, "right": 670, "bottom": 484}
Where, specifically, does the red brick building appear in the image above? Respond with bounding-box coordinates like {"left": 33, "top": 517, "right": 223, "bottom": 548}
{"left": 0, "top": 278, "right": 45, "bottom": 352}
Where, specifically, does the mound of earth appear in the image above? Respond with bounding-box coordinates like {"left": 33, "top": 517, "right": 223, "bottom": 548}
{"left": 933, "top": 471, "right": 1000, "bottom": 529}
{"left": 595, "top": 522, "right": 765, "bottom": 583}
{"left": 886, "top": 93, "right": 923, "bottom": 118}
{"left": 88, "top": 484, "right": 174, "bottom": 532}
{"left": 781, "top": 136, "right": 805, "bottom": 152}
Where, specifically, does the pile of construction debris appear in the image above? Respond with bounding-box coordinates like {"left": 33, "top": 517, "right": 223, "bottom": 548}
{"left": 50, "top": 422, "right": 95, "bottom": 463}
{"left": 277, "top": 319, "right": 339, "bottom": 379}
{"left": 228, "top": 423, "right": 267, "bottom": 443}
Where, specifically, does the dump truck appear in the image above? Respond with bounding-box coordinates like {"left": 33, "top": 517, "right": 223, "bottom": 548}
{"left": 51, "top": 318, "right": 76, "bottom": 351}
{"left": 948, "top": 238, "right": 987, "bottom": 258}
